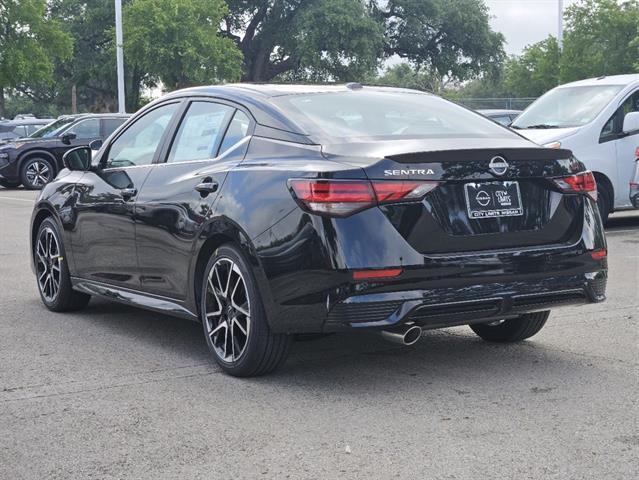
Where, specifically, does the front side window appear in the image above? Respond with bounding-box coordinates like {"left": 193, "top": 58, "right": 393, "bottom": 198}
{"left": 168, "top": 102, "right": 234, "bottom": 163}
{"left": 512, "top": 85, "right": 624, "bottom": 129}
{"left": 600, "top": 90, "right": 639, "bottom": 142}
{"left": 273, "top": 91, "right": 515, "bottom": 141}
{"left": 72, "top": 119, "right": 101, "bottom": 138}
{"left": 105, "top": 103, "right": 178, "bottom": 168}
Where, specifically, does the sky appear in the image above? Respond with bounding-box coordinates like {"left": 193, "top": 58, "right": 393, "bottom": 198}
{"left": 485, "top": 0, "right": 580, "bottom": 55}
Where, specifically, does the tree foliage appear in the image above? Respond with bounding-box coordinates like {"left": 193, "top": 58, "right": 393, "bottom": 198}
{"left": 222, "top": 0, "right": 383, "bottom": 82}
{"left": 0, "top": 0, "right": 72, "bottom": 115}
{"left": 503, "top": 37, "right": 560, "bottom": 98}
{"left": 561, "top": 0, "right": 639, "bottom": 81}
{"left": 374, "top": 0, "right": 505, "bottom": 83}
{"left": 124, "top": 0, "right": 243, "bottom": 90}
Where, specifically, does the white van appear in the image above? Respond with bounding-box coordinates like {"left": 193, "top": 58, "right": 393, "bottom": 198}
{"left": 512, "top": 74, "right": 639, "bottom": 221}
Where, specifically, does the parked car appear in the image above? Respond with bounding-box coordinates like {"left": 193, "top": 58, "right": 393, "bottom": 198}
{"left": 0, "top": 113, "right": 129, "bottom": 189}
{"left": 0, "top": 117, "right": 55, "bottom": 142}
{"left": 30, "top": 84, "right": 607, "bottom": 376}
{"left": 478, "top": 109, "right": 522, "bottom": 126}
{"left": 512, "top": 74, "right": 639, "bottom": 222}
{"left": 631, "top": 148, "right": 639, "bottom": 208}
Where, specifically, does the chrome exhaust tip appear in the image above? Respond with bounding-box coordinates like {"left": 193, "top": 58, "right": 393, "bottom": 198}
{"left": 380, "top": 325, "right": 422, "bottom": 346}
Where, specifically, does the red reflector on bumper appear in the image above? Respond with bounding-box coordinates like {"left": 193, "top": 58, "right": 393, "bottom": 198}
{"left": 352, "top": 268, "right": 403, "bottom": 280}
{"left": 591, "top": 249, "right": 607, "bottom": 260}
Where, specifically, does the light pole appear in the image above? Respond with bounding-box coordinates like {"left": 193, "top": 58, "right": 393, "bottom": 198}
{"left": 115, "top": 0, "right": 126, "bottom": 113}
{"left": 558, "top": 0, "right": 564, "bottom": 51}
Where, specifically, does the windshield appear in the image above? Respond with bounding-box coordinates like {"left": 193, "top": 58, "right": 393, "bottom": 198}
{"left": 512, "top": 85, "right": 624, "bottom": 129}
{"left": 30, "top": 117, "right": 75, "bottom": 138}
{"left": 273, "top": 91, "right": 516, "bottom": 141}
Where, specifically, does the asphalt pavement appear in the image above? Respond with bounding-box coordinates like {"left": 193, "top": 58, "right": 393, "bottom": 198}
{"left": 1, "top": 188, "right": 637, "bottom": 480}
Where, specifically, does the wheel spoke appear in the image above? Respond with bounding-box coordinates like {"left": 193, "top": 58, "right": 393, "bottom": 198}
{"left": 232, "top": 317, "right": 247, "bottom": 336}
{"left": 209, "top": 321, "right": 226, "bottom": 337}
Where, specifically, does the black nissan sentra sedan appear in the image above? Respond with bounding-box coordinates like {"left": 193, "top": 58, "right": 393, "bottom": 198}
{"left": 30, "top": 84, "right": 607, "bottom": 376}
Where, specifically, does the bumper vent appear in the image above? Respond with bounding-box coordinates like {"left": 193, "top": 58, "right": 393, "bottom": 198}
{"left": 326, "top": 300, "right": 403, "bottom": 326}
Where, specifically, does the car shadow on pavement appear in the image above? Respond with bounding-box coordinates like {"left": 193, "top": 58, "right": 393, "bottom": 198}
{"left": 75, "top": 297, "right": 593, "bottom": 392}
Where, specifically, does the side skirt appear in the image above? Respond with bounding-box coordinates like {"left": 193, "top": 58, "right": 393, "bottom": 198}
{"left": 71, "top": 277, "right": 199, "bottom": 322}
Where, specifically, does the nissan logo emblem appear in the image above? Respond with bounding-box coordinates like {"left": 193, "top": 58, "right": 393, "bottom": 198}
{"left": 489, "top": 156, "right": 509, "bottom": 176}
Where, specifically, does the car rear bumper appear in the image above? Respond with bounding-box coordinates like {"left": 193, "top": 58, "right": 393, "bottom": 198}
{"left": 323, "top": 270, "right": 606, "bottom": 332}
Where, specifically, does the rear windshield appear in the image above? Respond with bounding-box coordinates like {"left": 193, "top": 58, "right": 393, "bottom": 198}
{"left": 272, "top": 91, "right": 516, "bottom": 141}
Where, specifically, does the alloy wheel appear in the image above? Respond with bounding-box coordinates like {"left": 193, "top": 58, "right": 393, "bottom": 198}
{"left": 204, "top": 257, "right": 251, "bottom": 363}
{"left": 36, "top": 227, "right": 61, "bottom": 302}
{"left": 25, "top": 160, "right": 51, "bottom": 187}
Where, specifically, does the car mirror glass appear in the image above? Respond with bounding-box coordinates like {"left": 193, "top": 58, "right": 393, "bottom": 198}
{"left": 62, "top": 146, "right": 92, "bottom": 171}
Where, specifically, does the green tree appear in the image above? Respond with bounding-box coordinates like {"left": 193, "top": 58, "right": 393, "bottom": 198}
{"left": 124, "top": 0, "right": 243, "bottom": 90}
{"left": 371, "top": 63, "right": 439, "bottom": 92}
{"left": 223, "top": 0, "right": 383, "bottom": 82}
{"left": 561, "top": 0, "right": 639, "bottom": 81}
{"left": 503, "top": 37, "right": 560, "bottom": 97}
{"left": 222, "top": 0, "right": 503, "bottom": 83}
{"left": 374, "top": 0, "right": 506, "bottom": 84}
{"left": 0, "top": 0, "right": 72, "bottom": 116}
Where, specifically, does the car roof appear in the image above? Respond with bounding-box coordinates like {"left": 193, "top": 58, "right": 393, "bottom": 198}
{"left": 0, "top": 118, "right": 54, "bottom": 126}
{"left": 58, "top": 113, "right": 131, "bottom": 120}
{"left": 157, "top": 83, "right": 431, "bottom": 137}
{"left": 175, "top": 83, "right": 428, "bottom": 99}
{"left": 558, "top": 74, "right": 639, "bottom": 88}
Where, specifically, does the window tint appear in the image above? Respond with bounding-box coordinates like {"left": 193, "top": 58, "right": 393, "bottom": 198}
{"left": 218, "top": 111, "right": 251, "bottom": 155}
{"left": 102, "top": 118, "right": 125, "bottom": 137}
{"left": 26, "top": 124, "right": 44, "bottom": 135}
{"left": 106, "top": 103, "right": 178, "bottom": 168}
{"left": 273, "top": 92, "right": 515, "bottom": 140}
{"left": 168, "top": 102, "right": 234, "bottom": 163}
{"left": 72, "top": 118, "right": 101, "bottom": 138}
{"left": 600, "top": 90, "right": 639, "bottom": 142}
{"left": 491, "top": 116, "right": 512, "bottom": 126}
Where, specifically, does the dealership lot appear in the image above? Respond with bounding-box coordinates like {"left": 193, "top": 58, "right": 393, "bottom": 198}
{"left": 0, "top": 189, "right": 637, "bottom": 479}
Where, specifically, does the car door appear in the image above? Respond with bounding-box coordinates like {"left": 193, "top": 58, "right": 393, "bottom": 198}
{"left": 70, "top": 102, "right": 181, "bottom": 289}
{"left": 134, "top": 99, "right": 253, "bottom": 300}
{"left": 614, "top": 90, "right": 639, "bottom": 207}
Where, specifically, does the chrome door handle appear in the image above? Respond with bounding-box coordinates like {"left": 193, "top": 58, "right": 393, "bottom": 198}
{"left": 195, "top": 180, "right": 218, "bottom": 194}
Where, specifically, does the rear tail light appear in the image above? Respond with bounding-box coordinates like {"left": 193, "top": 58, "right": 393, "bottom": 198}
{"left": 352, "top": 268, "right": 403, "bottom": 280}
{"left": 590, "top": 248, "right": 607, "bottom": 260}
{"left": 553, "top": 171, "right": 597, "bottom": 202}
{"left": 288, "top": 179, "right": 439, "bottom": 217}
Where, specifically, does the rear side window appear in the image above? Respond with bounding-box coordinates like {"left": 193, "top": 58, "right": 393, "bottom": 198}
{"left": 102, "top": 118, "right": 125, "bottom": 137}
{"left": 72, "top": 118, "right": 101, "bottom": 138}
{"left": 218, "top": 110, "right": 250, "bottom": 155}
{"left": 168, "top": 101, "right": 234, "bottom": 163}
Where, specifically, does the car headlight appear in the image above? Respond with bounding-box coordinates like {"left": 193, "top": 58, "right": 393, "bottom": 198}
{"left": 544, "top": 141, "right": 562, "bottom": 149}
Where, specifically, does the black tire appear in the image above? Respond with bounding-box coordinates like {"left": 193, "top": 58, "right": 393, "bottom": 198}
{"left": 596, "top": 183, "right": 611, "bottom": 225}
{"left": 20, "top": 156, "right": 55, "bottom": 190}
{"left": 0, "top": 178, "right": 20, "bottom": 188}
{"left": 470, "top": 311, "right": 550, "bottom": 343}
{"left": 35, "top": 218, "right": 91, "bottom": 312}
{"left": 200, "top": 244, "right": 292, "bottom": 377}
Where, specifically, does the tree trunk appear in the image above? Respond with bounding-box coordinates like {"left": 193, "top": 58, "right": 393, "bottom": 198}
{"left": 0, "top": 87, "right": 5, "bottom": 118}
{"left": 71, "top": 84, "right": 78, "bottom": 114}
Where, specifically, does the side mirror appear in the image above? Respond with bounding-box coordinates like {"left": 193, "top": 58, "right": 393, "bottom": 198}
{"left": 89, "top": 139, "right": 103, "bottom": 150}
{"left": 622, "top": 112, "right": 639, "bottom": 135}
{"left": 63, "top": 146, "right": 92, "bottom": 171}
{"left": 61, "top": 131, "right": 77, "bottom": 145}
